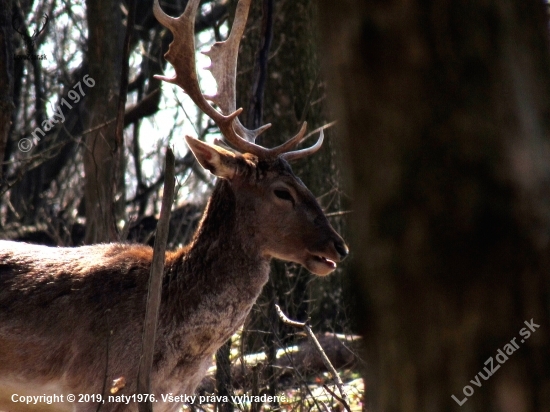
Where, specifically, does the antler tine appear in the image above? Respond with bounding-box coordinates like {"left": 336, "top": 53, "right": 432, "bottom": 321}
{"left": 202, "top": 0, "right": 272, "bottom": 144}
{"left": 153, "top": 0, "right": 270, "bottom": 157}
{"left": 281, "top": 128, "right": 324, "bottom": 162}
{"left": 269, "top": 122, "right": 307, "bottom": 156}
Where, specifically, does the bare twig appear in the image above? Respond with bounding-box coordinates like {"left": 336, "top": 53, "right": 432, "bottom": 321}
{"left": 298, "top": 71, "right": 321, "bottom": 125}
{"left": 301, "top": 120, "right": 337, "bottom": 143}
{"left": 137, "top": 148, "right": 175, "bottom": 412}
{"left": 322, "top": 384, "right": 352, "bottom": 412}
{"left": 274, "top": 304, "right": 305, "bottom": 328}
{"left": 274, "top": 304, "right": 350, "bottom": 411}
{"left": 0, "top": 119, "right": 115, "bottom": 196}
{"left": 262, "top": 315, "right": 324, "bottom": 412}
{"left": 324, "top": 210, "right": 353, "bottom": 217}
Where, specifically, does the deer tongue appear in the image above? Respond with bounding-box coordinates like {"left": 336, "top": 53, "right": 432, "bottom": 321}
{"left": 315, "top": 255, "right": 336, "bottom": 269}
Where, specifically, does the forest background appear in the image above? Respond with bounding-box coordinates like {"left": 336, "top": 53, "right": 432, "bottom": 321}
{"left": 1, "top": 0, "right": 549, "bottom": 410}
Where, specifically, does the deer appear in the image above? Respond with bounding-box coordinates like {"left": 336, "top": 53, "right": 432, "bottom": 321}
{"left": 0, "top": 0, "right": 348, "bottom": 411}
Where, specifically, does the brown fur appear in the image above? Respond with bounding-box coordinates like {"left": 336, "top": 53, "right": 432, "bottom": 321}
{"left": 0, "top": 157, "right": 347, "bottom": 412}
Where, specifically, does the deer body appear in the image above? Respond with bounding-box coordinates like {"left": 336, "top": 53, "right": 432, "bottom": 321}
{"left": 0, "top": 171, "right": 346, "bottom": 412}
{"left": 0, "top": 0, "right": 348, "bottom": 410}
{"left": 0, "top": 183, "right": 271, "bottom": 412}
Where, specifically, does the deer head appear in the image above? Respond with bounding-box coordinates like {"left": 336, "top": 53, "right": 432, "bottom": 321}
{"left": 12, "top": 12, "right": 49, "bottom": 52}
{"left": 153, "top": 0, "right": 348, "bottom": 275}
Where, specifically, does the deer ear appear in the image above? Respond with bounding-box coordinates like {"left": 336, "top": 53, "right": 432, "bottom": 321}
{"left": 185, "top": 135, "right": 238, "bottom": 180}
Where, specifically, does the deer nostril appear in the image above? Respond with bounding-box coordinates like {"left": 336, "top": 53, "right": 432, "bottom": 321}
{"left": 334, "top": 241, "right": 349, "bottom": 260}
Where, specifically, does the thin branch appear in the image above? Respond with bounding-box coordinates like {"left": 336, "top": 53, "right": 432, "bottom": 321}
{"left": 274, "top": 304, "right": 306, "bottom": 328}
{"left": 137, "top": 147, "right": 175, "bottom": 412}
{"left": 301, "top": 120, "right": 337, "bottom": 144}
{"left": 298, "top": 71, "right": 321, "bottom": 126}
{"left": 0, "top": 118, "right": 116, "bottom": 197}
{"left": 324, "top": 210, "right": 352, "bottom": 217}
{"left": 126, "top": 150, "right": 196, "bottom": 206}
{"left": 322, "top": 385, "right": 352, "bottom": 412}
{"left": 256, "top": 302, "right": 324, "bottom": 412}
{"left": 275, "top": 304, "right": 351, "bottom": 412}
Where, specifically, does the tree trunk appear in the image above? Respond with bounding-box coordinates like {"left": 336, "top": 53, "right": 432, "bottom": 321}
{"left": 0, "top": 0, "right": 13, "bottom": 179}
{"left": 84, "top": 0, "right": 123, "bottom": 243}
{"left": 319, "top": 0, "right": 550, "bottom": 410}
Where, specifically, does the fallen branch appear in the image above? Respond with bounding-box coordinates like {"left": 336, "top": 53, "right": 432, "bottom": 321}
{"left": 274, "top": 304, "right": 351, "bottom": 412}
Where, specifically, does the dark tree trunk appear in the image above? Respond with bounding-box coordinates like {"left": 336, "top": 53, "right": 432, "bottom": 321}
{"left": 319, "top": 0, "right": 550, "bottom": 410}
{"left": 0, "top": 0, "right": 13, "bottom": 179}
{"left": 84, "top": 0, "right": 123, "bottom": 243}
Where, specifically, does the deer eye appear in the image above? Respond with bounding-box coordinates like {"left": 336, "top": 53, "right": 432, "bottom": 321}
{"left": 274, "top": 189, "right": 294, "bottom": 203}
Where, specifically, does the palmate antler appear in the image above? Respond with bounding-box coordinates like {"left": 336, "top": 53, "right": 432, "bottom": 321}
{"left": 153, "top": 0, "right": 323, "bottom": 161}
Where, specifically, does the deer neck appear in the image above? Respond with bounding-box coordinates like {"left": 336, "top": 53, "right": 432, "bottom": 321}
{"left": 163, "top": 179, "right": 270, "bottom": 329}
{"left": 188, "top": 178, "right": 268, "bottom": 279}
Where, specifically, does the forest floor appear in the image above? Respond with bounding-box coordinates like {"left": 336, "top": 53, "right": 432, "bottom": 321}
{"left": 183, "top": 331, "right": 364, "bottom": 411}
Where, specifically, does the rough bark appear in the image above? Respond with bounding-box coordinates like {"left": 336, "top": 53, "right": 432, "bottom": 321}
{"left": 84, "top": 0, "right": 123, "bottom": 243}
{"left": 319, "top": 0, "right": 550, "bottom": 410}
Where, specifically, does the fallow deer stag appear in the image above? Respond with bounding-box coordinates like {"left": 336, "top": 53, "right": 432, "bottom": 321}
{"left": 0, "top": 0, "right": 348, "bottom": 411}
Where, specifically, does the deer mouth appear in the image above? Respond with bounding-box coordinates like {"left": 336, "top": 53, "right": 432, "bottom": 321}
{"left": 314, "top": 255, "right": 336, "bottom": 268}
{"left": 306, "top": 254, "right": 338, "bottom": 276}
